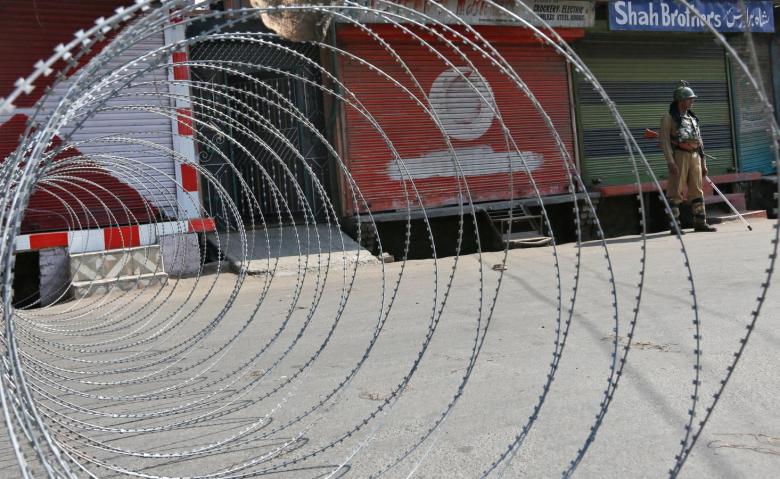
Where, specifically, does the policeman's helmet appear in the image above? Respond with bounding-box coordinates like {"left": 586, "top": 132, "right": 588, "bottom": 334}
{"left": 673, "top": 81, "right": 698, "bottom": 102}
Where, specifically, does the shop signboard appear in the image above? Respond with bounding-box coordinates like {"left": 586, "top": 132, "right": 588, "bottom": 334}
{"left": 609, "top": 0, "right": 774, "bottom": 32}
{"left": 338, "top": 0, "right": 595, "bottom": 28}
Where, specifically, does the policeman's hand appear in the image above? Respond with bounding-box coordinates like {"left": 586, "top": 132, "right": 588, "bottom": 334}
{"left": 702, "top": 164, "right": 708, "bottom": 177}
{"left": 667, "top": 162, "right": 679, "bottom": 176}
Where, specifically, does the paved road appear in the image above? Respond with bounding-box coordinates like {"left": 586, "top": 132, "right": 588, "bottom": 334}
{"left": 2, "top": 218, "right": 778, "bottom": 478}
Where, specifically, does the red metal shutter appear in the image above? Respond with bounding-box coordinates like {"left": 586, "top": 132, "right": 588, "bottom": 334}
{"left": 337, "top": 26, "right": 577, "bottom": 215}
{"left": 0, "top": 118, "right": 159, "bottom": 234}
{"left": 0, "top": 1, "right": 130, "bottom": 107}
{"left": 1, "top": 1, "right": 173, "bottom": 233}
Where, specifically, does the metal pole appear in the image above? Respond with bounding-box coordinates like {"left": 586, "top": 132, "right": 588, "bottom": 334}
{"left": 704, "top": 172, "right": 753, "bottom": 231}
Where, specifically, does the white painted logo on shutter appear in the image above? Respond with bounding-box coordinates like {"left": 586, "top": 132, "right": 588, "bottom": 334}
{"left": 429, "top": 66, "right": 496, "bottom": 141}
{"left": 388, "top": 66, "right": 543, "bottom": 181}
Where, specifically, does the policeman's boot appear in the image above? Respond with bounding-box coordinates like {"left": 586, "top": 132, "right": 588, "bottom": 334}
{"left": 669, "top": 201, "right": 685, "bottom": 235}
{"left": 692, "top": 197, "right": 717, "bottom": 232}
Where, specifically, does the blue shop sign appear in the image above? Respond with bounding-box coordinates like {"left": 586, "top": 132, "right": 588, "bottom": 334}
{"left": 609, "top": 1, "right": 774, "bottom": 32}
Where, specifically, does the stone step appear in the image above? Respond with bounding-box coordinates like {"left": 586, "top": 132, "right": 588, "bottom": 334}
{"left": 708, "top": 209, "right": 767, "bottom": 224}
{"left": 502, "top": 231, "right": 552, "bottom": 248}
{"left": 492, "top": 214, "right": 543, "bottom": 223}
{"left": 702, "top": 189, "right": 766, "bottom": 226}
{"left": 704, "top": 192, "right": 746, "bottom": 211}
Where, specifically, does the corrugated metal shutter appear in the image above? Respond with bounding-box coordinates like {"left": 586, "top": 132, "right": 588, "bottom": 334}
{"left": 0, "top": 1, "right": 176, "bottom": 233}
{"left": 44, "top": 29, "right": 177, "bottom": 217}
{"left": 337, "top": 27, "right": 576, "bottom": 214}
{"left": 0, "top": 1, "right": 131, "bottom": 106}
{"left": 729, "top": 34, "right": 775, "bottom": 174}
{"left": 574, "top": 34, "right": 735, "bottom": 187}
{"left": 773, "top": 36, "right": 780, "bottom": 129}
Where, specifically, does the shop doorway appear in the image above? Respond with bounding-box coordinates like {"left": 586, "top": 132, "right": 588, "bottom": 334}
{"left": 190, "top": 40, "right": 331, "bottom": 229}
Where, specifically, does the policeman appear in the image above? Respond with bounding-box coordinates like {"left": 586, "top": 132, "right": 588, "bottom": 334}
{"left": 660, "top": 81, "right": 717, "bottom": 234}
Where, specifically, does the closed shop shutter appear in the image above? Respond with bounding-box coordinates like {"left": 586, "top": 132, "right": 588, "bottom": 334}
{"left": 774, "top": 35, "right": 780, "bottom": 129}
{"left": 0, "top": 1, "right": 176, "bottom": 233}
{"left": 0, "top": 1, "right": 130, "bottom": 106}
{"left": 729, "top": 34, "right": 775, "bottom": 174}
{"left": 42, "top": 29, "right": 177, "bottom": 218}
{"left": 574, "top": 34, "right": 735, "bottom": 187}
{"left": 336, "top": 26, "right": 578, "bottom": 215}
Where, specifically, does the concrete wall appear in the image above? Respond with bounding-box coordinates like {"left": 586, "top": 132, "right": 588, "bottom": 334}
{"left": 36, "top": 235, "right": 201, "bottom": 305}
{"left": 160, "top": 233, "right": 201, "bottom": 277}
{"left": 39, "top": 247, "right": 70, "bottom": 306}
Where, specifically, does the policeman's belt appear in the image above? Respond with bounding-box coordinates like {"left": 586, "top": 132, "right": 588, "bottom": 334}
{"left": 671, "top": 140, "right": 699, "bottom": 152}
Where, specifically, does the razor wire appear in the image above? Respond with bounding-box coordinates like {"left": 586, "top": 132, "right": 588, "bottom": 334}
{"left": 0, "top": 1, "right": 777, "bottom": 478}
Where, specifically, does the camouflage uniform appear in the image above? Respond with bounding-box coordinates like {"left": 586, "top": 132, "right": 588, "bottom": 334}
{"left": 660, "top": 84, "right": 715, "bottom": 233}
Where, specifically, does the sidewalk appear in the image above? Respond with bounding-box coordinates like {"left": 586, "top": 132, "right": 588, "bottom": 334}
{"left": 208, "top": 223, "right": 379, "bottom": 276}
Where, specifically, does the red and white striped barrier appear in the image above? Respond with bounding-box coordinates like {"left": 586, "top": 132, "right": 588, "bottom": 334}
{"left": 165, "top": 12, "right": 201, "bottom": 220}
{"left": 14, "top": 218, "right": 215, "bottom": 254}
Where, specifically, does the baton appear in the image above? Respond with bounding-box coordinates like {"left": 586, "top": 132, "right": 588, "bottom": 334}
{"left": 704, "top": 174, "right": 752, "bottom": 231}
{"left": 644, "top": 129, "right": 753, "bottom": 231}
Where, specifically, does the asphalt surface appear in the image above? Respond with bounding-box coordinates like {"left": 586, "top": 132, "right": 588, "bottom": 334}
{"left": 1, "top": 218, "right": 779, "bottom": 478}
{"left": 210, "top": 224, "right": 378, "bottom": 276}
